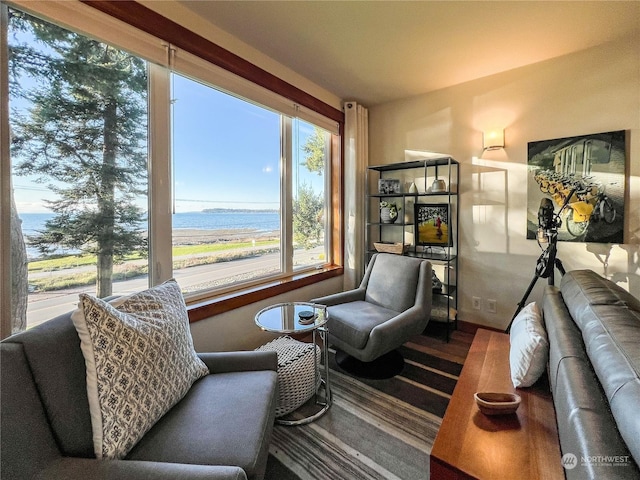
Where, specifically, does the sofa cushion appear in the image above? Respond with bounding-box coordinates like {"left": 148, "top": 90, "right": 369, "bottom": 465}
{"left": 577, "top": 304, "right": 640, "bottom": 467}
{"left": 1, "top": 342, "right": 62, "bottom": 479}
{"left": 3, "top": 311, "right": 95, "bottom": 457}
{"left": 560, "top": 269, "right": 640, "bottom": 321}
{"left": 364, "top": 254, "right": 422, "bottom": 313}
{"left": 509, "top": 302, "right": 549, "bottom": 388}
{"left": 554, "top": 355, "right": 637, "bottom": 480}
{"left": 126, "top": 370, "right": 277, "bottom": 479}
{"left": 36, "top": 458, "right": 248, "bottom": 480}
{"left": 73, "top": 279, "right": 209, "bottom": 459}
{"left": 327, "top": 300, "right": 399, "bottom": 349}
{"left": 559, "top": 270, "right": 640, "bottom": 469}
{"left": 542, "top": 286, "right": 588, "bottom": 392}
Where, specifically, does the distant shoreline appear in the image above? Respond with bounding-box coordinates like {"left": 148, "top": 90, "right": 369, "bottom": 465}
{"left": 201, "top": 208, "right": 278, "bottom": 214}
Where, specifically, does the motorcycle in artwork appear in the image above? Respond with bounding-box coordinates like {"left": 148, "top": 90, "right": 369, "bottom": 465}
{"left": 526, "top": 130, "right": 625, "bottom": 244}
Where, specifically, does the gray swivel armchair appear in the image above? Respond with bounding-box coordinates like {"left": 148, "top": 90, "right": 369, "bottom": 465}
{"left": 312, "top": 253, "right": 432, "bottom": 378}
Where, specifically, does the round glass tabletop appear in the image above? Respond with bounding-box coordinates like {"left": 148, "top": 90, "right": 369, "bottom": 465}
{"left": 255, "top": 302, "right": 328, "bottom": 334}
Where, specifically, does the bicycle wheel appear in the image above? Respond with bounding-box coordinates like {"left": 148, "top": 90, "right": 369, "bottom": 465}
{"left": 565, "top": 208, "right": 588, "bottom": 237}
{"left": 600, "top": 197, "right": 616, "bottom": 224}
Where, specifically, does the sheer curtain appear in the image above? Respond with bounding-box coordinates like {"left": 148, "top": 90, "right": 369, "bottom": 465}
{"left": 343, "top": 102, "right": 368, "bottom": 290}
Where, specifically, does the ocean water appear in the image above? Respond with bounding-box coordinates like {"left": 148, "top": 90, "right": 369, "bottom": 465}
{"left": 18, "top": 211, "right": 280, "bottom": 258}
{"left": 19, "top": 211, "right": 280, "bottom": 236}
{"left": 173, "top": 211, "right": 280, "bottom": 231}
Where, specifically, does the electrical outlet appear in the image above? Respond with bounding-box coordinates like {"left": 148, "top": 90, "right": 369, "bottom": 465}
{"left": 472, "top": 296, "right": 481, "bottom": 310}
{"left": 487, "top": 299, "right": 497, "bottom": 314}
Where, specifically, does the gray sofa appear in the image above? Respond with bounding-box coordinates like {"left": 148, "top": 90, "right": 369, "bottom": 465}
{"left": 542, "top": 269, "right": 640, "bottom": 479}
{"left": 1, "top": 310, "right": 278, "bottom": 480}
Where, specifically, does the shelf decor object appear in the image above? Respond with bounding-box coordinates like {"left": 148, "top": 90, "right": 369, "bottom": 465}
{"left": 373, "top": 242, "right": 406, "bottom": 254}
{"left": 415, "top": 203, "right": 452, "bottom": 246}
{"left": 378, "top": 178, "right": 401, "bottom": 194}
{"left": 379, "top": 201, "right": 401, "bottom": 223}
{"left": 431, "top": 177, "right": 447, "bottom": 193}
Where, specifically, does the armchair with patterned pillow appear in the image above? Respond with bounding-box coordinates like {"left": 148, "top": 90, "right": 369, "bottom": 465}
{"left": 1, "top": 280, "right": 278, "bottom": 480}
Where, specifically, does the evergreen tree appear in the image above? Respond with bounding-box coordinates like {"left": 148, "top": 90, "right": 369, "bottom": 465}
{"left": 293, "top": 183, "right": 324, "bottom": 249}
{"left": 8, "top": 9, "right": 148, "bottom": 298}
{"left": 293, "top": 127, "right": 327, "bottom": 249}
{"left": 301, "top": 127, "right": 326, "bottom": 175}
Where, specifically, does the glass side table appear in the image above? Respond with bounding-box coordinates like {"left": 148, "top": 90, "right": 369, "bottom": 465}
{"left": 254, "top": 302, "right": 332, "bottom": 426}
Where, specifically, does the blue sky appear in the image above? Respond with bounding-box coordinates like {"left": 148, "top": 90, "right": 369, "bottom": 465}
{"left": 173, "top": 74, "right": 280, "bottom": 212}
{"left": 173, "top": 73, "right": 324, "bottom": 212}
{"left": 11, "top": 21, "right": 324, "bottom": 214}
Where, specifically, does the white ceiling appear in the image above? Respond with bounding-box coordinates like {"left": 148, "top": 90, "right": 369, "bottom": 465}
{"left": 178, "top": 1, "right": 640, "bottom": 107}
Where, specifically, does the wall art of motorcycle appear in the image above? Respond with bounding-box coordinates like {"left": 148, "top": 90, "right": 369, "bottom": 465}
{"left": 526, "top": 130, "right": 625, "bottom": 244}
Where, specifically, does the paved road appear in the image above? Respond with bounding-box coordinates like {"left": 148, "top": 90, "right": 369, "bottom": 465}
{"left": 26, "top": 252, "right": 287, "bottom": 328}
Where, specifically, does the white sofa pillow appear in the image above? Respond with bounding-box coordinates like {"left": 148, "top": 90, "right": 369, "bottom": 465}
{"left": 509, "top": 302, "right": 549, "bottom": 388}
{"left": 72, "top": 279, "right": 209, "bottom": 459}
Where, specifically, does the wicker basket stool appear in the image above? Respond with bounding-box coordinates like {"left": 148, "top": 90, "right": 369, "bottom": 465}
{"left": 256, "top": 335, "right": 321, "bottom": 417}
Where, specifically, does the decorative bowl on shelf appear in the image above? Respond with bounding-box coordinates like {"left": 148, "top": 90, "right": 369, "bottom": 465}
{"left": 474, "top": 392, "right": 521, "bottom": 416}
{"left": 373, "top": 242, "right": 406, "bottom": 254}
{"left": 431, "top": 178, "right": 447, "bottom": 193}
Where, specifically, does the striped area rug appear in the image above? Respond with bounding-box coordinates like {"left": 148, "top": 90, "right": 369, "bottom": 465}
{"left": 265, "top": 337, "right": 464, "bottom": 480}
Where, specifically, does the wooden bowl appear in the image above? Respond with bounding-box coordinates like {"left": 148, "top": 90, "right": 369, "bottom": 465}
{"left": 474, "top": 392, "right": 521, "bottom": 416}
{"left": 373, "top": 242, "right": 406, "bottom": 254}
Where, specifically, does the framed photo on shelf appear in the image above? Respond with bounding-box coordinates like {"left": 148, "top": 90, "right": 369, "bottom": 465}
{"left": 415, "top": 203, "right": 452, "bottom": 246}
{"left": 378, "top": 178, "right": 401, "bottom": 194}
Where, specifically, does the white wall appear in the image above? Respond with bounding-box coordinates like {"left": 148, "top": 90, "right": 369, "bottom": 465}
{"left": 369, "top": 35, "right": 640, "bottom": 330}
{"left": 139, "top": 1, "right": 342, "bottom": 112}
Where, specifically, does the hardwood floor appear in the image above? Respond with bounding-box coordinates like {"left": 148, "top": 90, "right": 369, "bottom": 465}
{"left": 413, "top": 323, "right": 474, "bottom": 364}
{"left": 300, "top": 321, "right": 475, "bottom": 365}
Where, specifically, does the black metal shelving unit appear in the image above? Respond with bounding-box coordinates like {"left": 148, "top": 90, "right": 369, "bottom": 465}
{"left": 365, "top": 155, "right": 460, "bottom": 341}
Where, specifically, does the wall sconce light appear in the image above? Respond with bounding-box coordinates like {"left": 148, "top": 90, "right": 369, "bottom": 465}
{"left": 483, "top": 129, "right": 505, "bottom": 150}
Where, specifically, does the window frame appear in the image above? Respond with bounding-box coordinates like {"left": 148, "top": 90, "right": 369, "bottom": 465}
{"left": 1, "top": 0, "right": 344, "bottom": 336}
{"left": 81, "top": 1, "right": 343, "bottom": 126}
{"left": 0, "top": 3, "right": 11, "bottom": 339}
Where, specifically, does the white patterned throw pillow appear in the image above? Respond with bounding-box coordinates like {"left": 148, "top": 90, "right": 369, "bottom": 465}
{"left": 72, "top": 279, "right": 209, "bottom": 459}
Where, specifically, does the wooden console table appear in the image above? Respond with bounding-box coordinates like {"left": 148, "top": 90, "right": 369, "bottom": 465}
{"left": 430, "top": 329, "right": 564, "bottom": 480}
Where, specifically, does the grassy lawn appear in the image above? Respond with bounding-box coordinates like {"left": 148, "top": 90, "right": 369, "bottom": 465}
{"left": 28, "top": 239, "right": 279, "bottom": 272}
{"left": 172, "top": 239, "right": 277, "bottom": 256}
{"left": 30, "top": 266, "right": 149, "bottom": 292}
{"left": 28, "top": 254, "right": 103, "bottom": 272}
{"left": 28, "top": 252, "right": 145, "bottom": 272}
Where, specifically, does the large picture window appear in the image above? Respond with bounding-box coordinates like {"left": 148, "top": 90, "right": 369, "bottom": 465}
{"left": 170, "top": 73, "right": 283, "bottom": 294}
{"left": 2, "top": 4, "right": 337, "bottom": 334}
